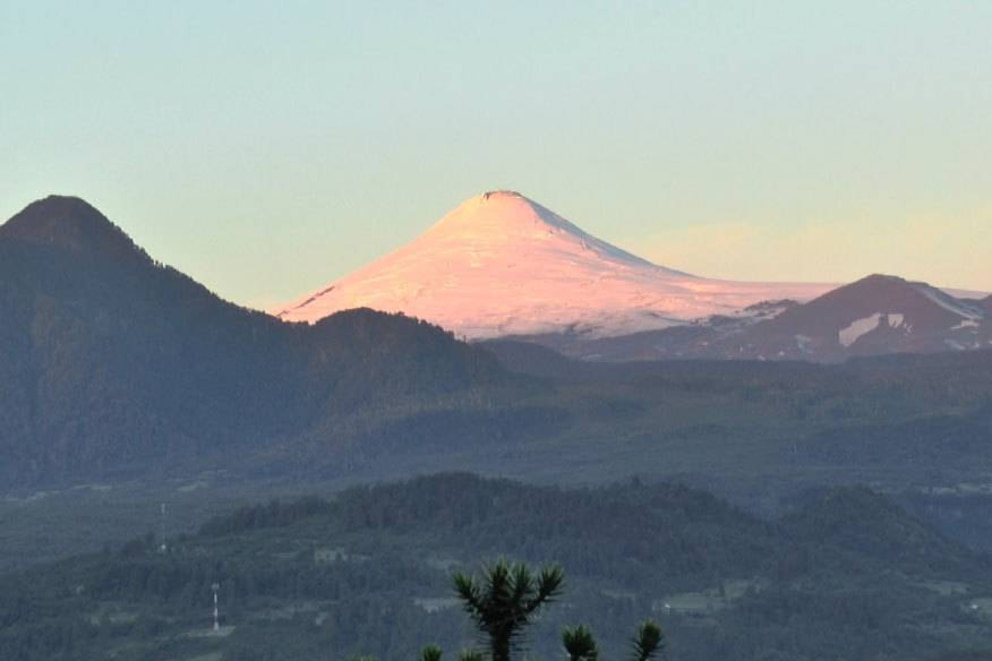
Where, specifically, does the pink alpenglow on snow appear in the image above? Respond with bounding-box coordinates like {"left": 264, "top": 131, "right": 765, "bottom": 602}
{"left": 273, "top": 191, "right": 834, "bottom": 339}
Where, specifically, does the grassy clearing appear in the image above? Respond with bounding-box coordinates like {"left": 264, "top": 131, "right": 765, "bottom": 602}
{"left": 654, "top": 579, "right": 762, "bottom": 616}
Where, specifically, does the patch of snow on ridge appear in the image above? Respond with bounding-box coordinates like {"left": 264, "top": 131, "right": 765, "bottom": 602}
{"left": 912, "top": 283, "right": 985, "bottom": 321}
{"left": 888, "top": 314, "right": 905, "bottom": 328}
{"left": 839, "top": 314, "right": 883, "bottom": 347}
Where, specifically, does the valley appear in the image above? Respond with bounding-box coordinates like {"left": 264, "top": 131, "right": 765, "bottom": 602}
{"left": 3, "top": 474, "right": 992, "bottom": 661}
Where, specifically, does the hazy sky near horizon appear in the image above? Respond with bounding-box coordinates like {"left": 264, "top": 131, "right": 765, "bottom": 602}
{"left": 3, "top": 1, "right": 990, "bottom": 307}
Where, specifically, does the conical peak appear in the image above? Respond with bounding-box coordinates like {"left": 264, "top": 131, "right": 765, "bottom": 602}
{"left": 1, "top": 195, "right": 148, "bottom": 263}
{"left": 435, "top": 189, "right": 555, "bottom": 229}
{"left": 419, "top": 190, "right": 664, "bottom": 273}
{"left": 4, "top": 195, "right": 105, "bottom": 231}
{"left": 428, "top": 190, "right": 592, "bottom": 244}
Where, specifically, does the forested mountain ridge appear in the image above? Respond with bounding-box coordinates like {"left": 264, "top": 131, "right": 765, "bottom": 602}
{"left": 1, "top": 473, "right": 990, "bottom": 661}
{"left": 4, "top": 196, "right": 992, "bottom": 562}
{"left": 0, "top": 196, "right": 508, "bottom": 487}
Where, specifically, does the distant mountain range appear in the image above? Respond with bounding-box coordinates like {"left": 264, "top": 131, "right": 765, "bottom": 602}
{"left": 503, "top": 274, "right": 992, "bottom": 362}
{"left": 5, "top": 195, "right": 992, "bottom": 661}
{"left": 274, "top": 190, "right": 990, "bottom": 362}
{"left": 3, "top": 194, "right": 992, "bottom": 494}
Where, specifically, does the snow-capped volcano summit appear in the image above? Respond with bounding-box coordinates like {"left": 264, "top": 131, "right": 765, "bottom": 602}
{"left": 274, "top": 191, "right": 833, "bottom": 338}
{"left": 416, "top": 190, "right": 677, "bottom": 274}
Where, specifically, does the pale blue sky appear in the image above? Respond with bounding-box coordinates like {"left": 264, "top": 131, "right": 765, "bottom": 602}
{"left": 3, "top": 1, "right": 990, "bottom": 307}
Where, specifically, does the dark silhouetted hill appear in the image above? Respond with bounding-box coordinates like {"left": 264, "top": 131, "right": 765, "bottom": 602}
{"left": 0, "top": 197, "right": 507, "bottom": 487}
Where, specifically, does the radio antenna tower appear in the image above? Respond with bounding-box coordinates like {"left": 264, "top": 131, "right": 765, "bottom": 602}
{"left": 159, "top": 503, "right": 168, "bottom": 553}
{"left": 212, "top": 582, "right": 221, "bottom": 632}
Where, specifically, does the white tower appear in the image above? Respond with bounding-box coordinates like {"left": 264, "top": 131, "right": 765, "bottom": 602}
{"left": 159, "top": 503, "right": 168, "bottom": 553}
{"left": 212, "top": 582, "right": 220, "bottom": 632}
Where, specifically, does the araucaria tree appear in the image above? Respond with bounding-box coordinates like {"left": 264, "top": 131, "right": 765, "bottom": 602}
{"left": 404, "top": 560, "right": 662, "bottom": 661}
{"left": 563, "top": 619, "right": 664, "bottom": 661}
{"left": 563, "top": 624, "right": 599, "bottom": 661}
{"left": 453, "top": 559, "right": 565, "bottom": 661}
{"left": 631, "top": 620, "right": 664, "bottom": 661}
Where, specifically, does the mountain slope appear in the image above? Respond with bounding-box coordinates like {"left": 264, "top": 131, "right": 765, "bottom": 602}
{"left": 509, "top": 274, "right": 990, "bottom": 362}
{"left": 274, "top": 190, "right": 832, "bottom": 338}
{"left": 0, "top": 196, "right": 507, "bottom": 487}
{"left": 716, "top": 274, "right": 990, "bottom": 361}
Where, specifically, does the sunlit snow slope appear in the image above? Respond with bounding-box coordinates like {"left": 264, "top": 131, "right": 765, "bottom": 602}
{"left": 274, "top": 191, "right": 833, "bottom": 338}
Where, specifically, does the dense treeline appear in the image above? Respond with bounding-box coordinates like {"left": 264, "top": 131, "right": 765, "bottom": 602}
{"left": 1, "top": 474, "right": 991, "bottom": 660}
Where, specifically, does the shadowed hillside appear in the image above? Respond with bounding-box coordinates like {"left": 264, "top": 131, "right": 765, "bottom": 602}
{"left": 0, "top": 197, "right": 508, "bottom": 487}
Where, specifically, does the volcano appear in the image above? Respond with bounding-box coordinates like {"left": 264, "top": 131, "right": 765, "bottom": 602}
{"left": 274, "top": 191, "right": 833, "bottom": 338}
